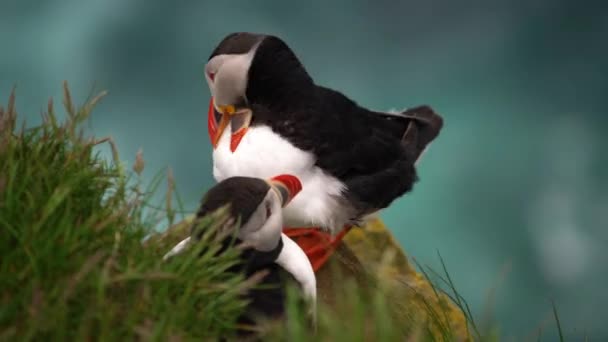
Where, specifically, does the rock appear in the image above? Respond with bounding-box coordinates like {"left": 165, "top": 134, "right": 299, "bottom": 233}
{"left": 339, "top": 217, "right": 470, "bottom": 340}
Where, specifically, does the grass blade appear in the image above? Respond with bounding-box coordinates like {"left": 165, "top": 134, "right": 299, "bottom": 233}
{"left": 551, "top": 300, "right": 565, "bottom": 342}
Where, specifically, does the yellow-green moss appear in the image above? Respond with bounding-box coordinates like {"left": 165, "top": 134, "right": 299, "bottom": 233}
{"left": 344, "top": 217, "right": 470, "bottom": 341}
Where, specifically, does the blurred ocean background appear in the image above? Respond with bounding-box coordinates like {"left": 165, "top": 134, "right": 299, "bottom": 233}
{"left": 1, "top": 0, "right": 607, "bottom": 339}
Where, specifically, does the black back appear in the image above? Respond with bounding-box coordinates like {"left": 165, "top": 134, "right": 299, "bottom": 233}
{"left": 246, "top": 35, "right": 315, "bottom": 111}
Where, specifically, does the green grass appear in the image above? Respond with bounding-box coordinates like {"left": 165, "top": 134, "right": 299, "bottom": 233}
{"left": 0, "top": 82, "right": 576, "bottom": 341}
{"left": 0, "top": 83, "right": 251, "bottom": 341}
{"left": 551, "top": 300, "right": 564, "bottom": 342}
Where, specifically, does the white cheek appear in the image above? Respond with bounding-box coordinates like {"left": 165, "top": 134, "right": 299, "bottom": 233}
{"left": 238, "top": 193, "right": 283, "bottom": 252}
{"left": 212, "top": 52, "right": 255, "bottom": 106}
{"left": 205, "top": 55, "right": 227, "bottom": 99}
{"left": 253, "top": 201, "right": 283, "bottom": 251}
{"left": 238, "top": 207, "right": 264, "bottom": 237}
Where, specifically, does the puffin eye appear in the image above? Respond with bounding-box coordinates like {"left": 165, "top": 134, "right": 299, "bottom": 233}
{"left": 208, "top": 71, "right": 215, "bottom": 81}
{"left": 265, "top": 202, "right": 272, "bottom": 219}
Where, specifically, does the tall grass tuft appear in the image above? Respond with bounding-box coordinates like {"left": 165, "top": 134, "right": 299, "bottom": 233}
{"left": 0, "top": 83, "right": 251, "bottom": 341}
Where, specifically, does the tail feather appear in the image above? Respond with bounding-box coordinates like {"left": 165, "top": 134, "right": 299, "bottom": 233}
{"left": 395, "top": 105, "right": 443, "bottom": 164}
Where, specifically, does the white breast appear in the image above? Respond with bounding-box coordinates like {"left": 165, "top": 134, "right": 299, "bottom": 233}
{"left": 212, "top": 124, "right": 348, "bottom": 232}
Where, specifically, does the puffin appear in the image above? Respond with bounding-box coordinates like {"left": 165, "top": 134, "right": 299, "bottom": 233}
{"left": 204, "top": 32, "right": 443, "bottom": 271}
{"left": 163, "top": 174, "right": 316, "bottom": 335}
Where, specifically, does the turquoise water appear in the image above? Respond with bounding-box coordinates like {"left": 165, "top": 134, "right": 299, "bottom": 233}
{"left": 2, "top": 1, "right": 607, "bottom": 339}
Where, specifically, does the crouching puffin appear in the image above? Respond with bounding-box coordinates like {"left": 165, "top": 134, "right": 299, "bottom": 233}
{"left": 163, "top": 174, "right": 316, "bottom": 335}
{"left": 204, "top": 32, "right": 443, "bottom": 271}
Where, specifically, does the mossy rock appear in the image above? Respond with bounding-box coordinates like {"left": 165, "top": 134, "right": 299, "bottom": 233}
{"left": 339, "top": 217, "right": 470, "bottom": 341}
{"left": 149, "top": 216, "right": 470, "bottom": 341}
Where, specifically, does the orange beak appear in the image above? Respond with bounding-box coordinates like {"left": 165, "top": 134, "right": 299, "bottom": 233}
{"left": 268, "top": 174, "right": 303, "bottom": 207}
{"left": 207, "top": 96, "right": 252, "bottom": 152}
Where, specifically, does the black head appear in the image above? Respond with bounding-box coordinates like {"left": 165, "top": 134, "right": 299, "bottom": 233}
{"left": 205, "top": 32, "right": 316, "bottom": 151}
{"left": 208, "top": 32, "right": 263, "bottom": 61}
{"left": 196, "top": 176, "right": 270, "bottom": 229}
{"left": 192, "top": 175, "right": 302, "bottom": 252}
{"left": 205, "top": 32, "right": 314, "bottom": 113}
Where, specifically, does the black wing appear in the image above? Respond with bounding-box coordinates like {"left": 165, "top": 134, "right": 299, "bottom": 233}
{"left": 310, "top": 87, "right": 444, "bottom": 212}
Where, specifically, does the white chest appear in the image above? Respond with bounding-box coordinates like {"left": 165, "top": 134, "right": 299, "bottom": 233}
{"left": 212, "top": 124, "right": 347, "bottom": 231}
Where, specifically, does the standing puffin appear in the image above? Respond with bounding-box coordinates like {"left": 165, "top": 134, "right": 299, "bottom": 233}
{"left": 164, "top": 174, "right": 316, "bottom": 335}
{"left": 204, "top": 32, "right": 443, "bottom": 270}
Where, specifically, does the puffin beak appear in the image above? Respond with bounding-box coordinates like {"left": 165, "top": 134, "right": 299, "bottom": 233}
{"left": 207, "top": 96, "right": 252, "bottom": 152}
{"left": 208, "top": 96, "right": 221, "bottom": 147}
{"left": 228, "top": 107, "right": 252, "bottom": 153}
{"left": 269, "top": 174, "right": 303, "bottom": 207}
